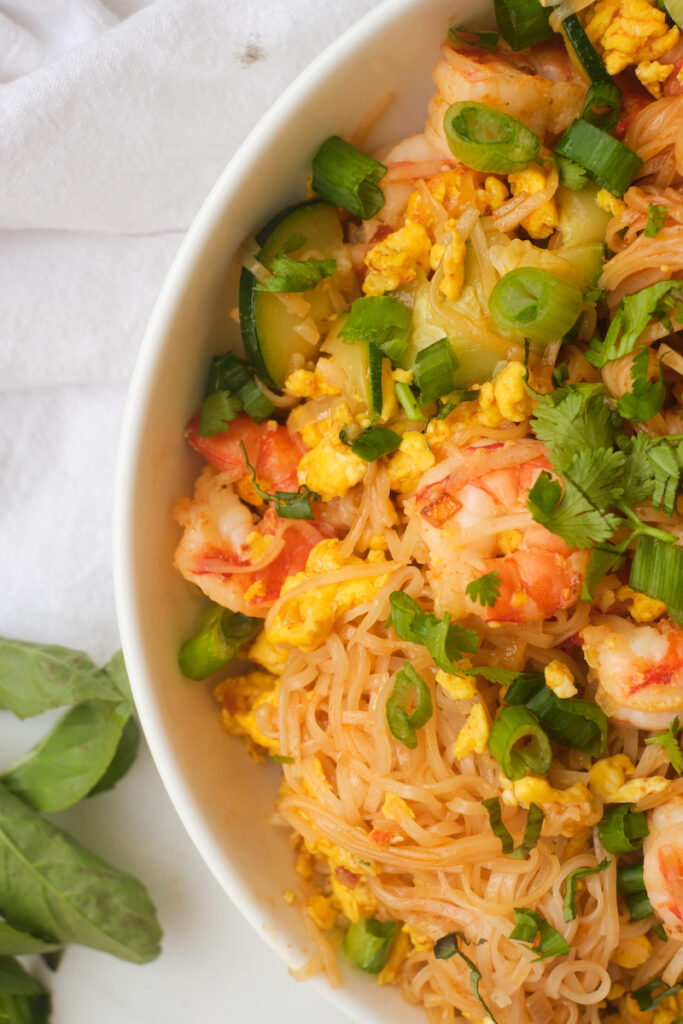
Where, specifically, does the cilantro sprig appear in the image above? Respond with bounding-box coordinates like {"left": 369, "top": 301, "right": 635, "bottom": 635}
{"left": 466, "top": 571, "right": 502, "bottom": 608}
{"left": 645, "top": 716, "right": 683, "bottom": 775}
{"left": 255, "top": 234, "right": 336, "bottom": 293}
{"left": 616, "top": 347, "right": 665, "bottom": 423}
{"left": 239, "top": 442, "right": 320, "bottom": 519}
{"left": 527, "top": 388, "right": 680, "bottom": 594}
{"left": 586, "top": 281, "right": 683, "bottom": 369}
{"left": 386, "top": 591, "right": 479, "bottom": 672}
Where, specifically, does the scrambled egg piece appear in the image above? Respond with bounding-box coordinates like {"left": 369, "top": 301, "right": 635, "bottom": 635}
{"left": 266, "top": 538, "right": 390, "bottom": 651}
{"left": 382, "top": 793, "right": 415, "bottom": 823}
{"left": 387, "top": 431, "right": 435, "bottom": 493}
{"left": 295, "top": 851, "right": 314, "bottom": 880}
{"left": 405, "top": 168, "right": 464, "bottom": 229}
{"left": 330, "top": 873, "right": 378, "bottom": 922}
{"left": 618, "top": 585, "right": 668, "bottom": 622}
{"left": 378, "top": 929, "right": 412, "bottom": 986}
{"left": 248, "top": 630, "right": 290, "bottom": 675}
{"left": 612, "top": 934, "right": 652, "bottom": 969}
{"left": 584, "top": 0, "right": 679, "bottom": 76}
{"left": 436, "top": 666, "right": 477, "bottom": 701}
{"left": 297, "top": 435, "right": 367, "bottom": 501}
{"left": 284, "top": 360, "right": 342, "bottom": 398}
{"left": 596, "top": 188, "right": 627, "bottom": 217}
{"left": 507, "top": 162, "right": 558, "bottom": 239}
{"left": 214, "top": 671, "right": 280, "bottom": 755}
{"left": 430, "top": 224, "right": 467, "bottom": 303}
{"left": 425, "top": 417, "right": 454, "bottom": 452}
{"left": 636, "top": 58, "right": 675, "bottom": 96}
{"left": 363, "top": 220, "right": 431, "bottom": 296}
{"left": 297, "top": 400, "right": 355, "bottom": 450}
{"left": 307, "top": 893, "right": 337, "bottom": 930}
{"left": 453, "top": 704, "right": 489, "bottom": 759}
{"left": 402, "top": 922, "right": 433, "bottom": 953}
{"left": 304, "top": 832, "right": 375, "bottom": 877}
{"left": 475, "top": 176, "right": 509, "bottom": 213}
{"left": 501, "top": 777, "right": 599, "bottom": 837}
{"left": 589, "top": 754, "right": 669, "bottom": 803}
{"left": 477, "top": 361, "right": 534, "bottom": 427}
{"left": 544, "top": 660, "right": 577, "bottom": 698}
{"left": 497, "top": 529, "right": 522, "bottom": 555}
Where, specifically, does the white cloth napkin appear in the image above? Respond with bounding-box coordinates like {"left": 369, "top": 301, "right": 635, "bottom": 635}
{"left": 0, "top": 0, "right": 378, "bottom": 661}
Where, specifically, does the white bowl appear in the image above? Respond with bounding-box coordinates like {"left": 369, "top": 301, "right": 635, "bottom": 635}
{"left": 113, "top": 1, "right": 486, "bottom": 1019}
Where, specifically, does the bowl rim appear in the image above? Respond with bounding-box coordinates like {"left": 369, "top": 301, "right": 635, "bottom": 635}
{"left": 114, "top": 0, "right": 437, "bottom": 1017}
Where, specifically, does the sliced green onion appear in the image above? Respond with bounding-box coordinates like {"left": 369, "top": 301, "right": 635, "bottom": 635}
{"left": 583, "top": 82, "right": 622, "bottom": 132}
{"left": 617, "top": 863, "right": 655, "bottom": 921}
{"left": 633, "top": 977, "right": 683, "bottom": 1012}
{"left": 598, "top": 803, "right": 649, "bottom": 854}
{"left": 271, "top": 754, "right": 295, "bottom": 764}
{"left": 489, "top": 268, "right": 583, "bottom": 343}
{"left": 449, "top": 24, "right": 500, "bottom": 49}
{"left": 561, "top": 14, "right": 612, "bottom": 85}
{"left": 254, "top": 251, "right": 337, "bottom": 293}
{"left": 178, "top": 605, "right": 262, "bottom": 680}
{"left": 343, "top": 918, "right": 398, "bottom": 973}
{"left": 198, "top": 390, "right": 243, "bottom": 436}
{"left": 653, "top": 922, "right": 668, "bottom": 941}
{"left": 645, "top": 717, "right": 683, "bottom": 775}
{"left": 443, "top": 101, "right": 540, "bottom": 173}
{"left": 509, "top": 908, "right": 570, "bottom": 960}
{"left": 554, "top": 119, "right": 643, "bottom": 197}
{"left": 493, "top": 0, "right": 553, "bottom": 49}
{"left": 624, "top": 889, "right": 655, "bottom": 921}
{"left": 630, "top": 535, "right": 683, "bottom": 625}
{"left": 339, "top": 295, "right": 412, "bottom": 363}
{"left": 386, "top": 664, "right": 433, "bottom": 749}
{"left": 348, "top": 427, "right": 401, "bottom": 462}
{"left": 394, "top": 382, "right": 425, "bottom": 421}
{"left": 482, "top": 797, "right": 544, "bottom": 859}
{"left": 434, "top": 932, "right": 500, "bottom": 1024}
{"left": 563, "top": 859, "right": 610, "bottom": 921}
{"left": 488, "top": 706, "right": 552, "bottom": 780}
{"left": 238, "top": 376, "right": 275, "bottom": 423}
{"left": 240, "top": 442, "right": 320, "bottom": 520}
{"left": 312, "top": 136, "right": 386, "bottom": 220}
{"left": 504, "top": 672, "right": 545, "bottom": 704}
{"left": 414, "top": 338, "right": 458, "bottom": 404}
{"left": 387, "top": 591, "right": 479, "bottom": 672}
{"left": 525, "top": 686, "right": 608, "bottom": 756}
{"left": 206, "top": 351, "right": 251, "bottom": 395}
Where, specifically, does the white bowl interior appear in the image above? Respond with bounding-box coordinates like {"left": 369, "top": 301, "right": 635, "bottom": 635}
{"left": 114, "top": 0, "right": 487, "bottom": 1020}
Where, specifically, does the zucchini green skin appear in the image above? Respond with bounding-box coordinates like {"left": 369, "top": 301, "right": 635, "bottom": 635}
{"left": 562, "top": 14, "right": 612, "bottom": 84}
{"left": 239, "top": 200, "right": 344, "bottom": 390}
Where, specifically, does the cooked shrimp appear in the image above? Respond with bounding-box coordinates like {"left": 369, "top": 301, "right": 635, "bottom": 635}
{"left": 426, "top": 41, "right": 585, "bottom": 156}
{"left": 186, "top": 412, "right": 304, "bottom": 494}
{"left": 174, "top": 467, "right": 323, "bottom": 614}
{"left": 581, "top": 616, "right": 683, "bottom": 729}
{"left": 644, "top": 797, "right": 683, "bottom": 938}
{"left": 412, "top": 439, "right": 588, "bottom": 623}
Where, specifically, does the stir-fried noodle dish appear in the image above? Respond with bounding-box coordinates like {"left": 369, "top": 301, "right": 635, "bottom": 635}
{"left": 173, "top": 3, "right": 683, "bottom": 1020}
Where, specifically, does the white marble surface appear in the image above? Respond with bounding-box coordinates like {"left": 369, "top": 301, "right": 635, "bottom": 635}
{"left": 0, "top": 1, "right": 382, "bottom": 1020}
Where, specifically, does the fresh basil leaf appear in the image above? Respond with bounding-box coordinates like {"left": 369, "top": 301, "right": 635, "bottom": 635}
{"left": 101, "top": 650, "right": 133, "bottom": 702}
{"left": 0, "top": 639, "right": 122, "bottom": 719}
{"left": 0, "top": 782, "right": 162, "bottom": 964}
{"left": 0, "top": 923, "right": 60, "bottom": 958}
{"left": 88, "top": 715, "right": 141, "bottom": 797}
{"left": 1, "top": 700, "right": 132, "bottom": 812}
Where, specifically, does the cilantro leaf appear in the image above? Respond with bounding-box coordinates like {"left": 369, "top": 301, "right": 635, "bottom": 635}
{"left": 567, "top": 447, "right": 625, "bottom": 510}
{"left": 586, "top": 281, "right": 680, "bottom": 368}
{"left": 619, "top": 432, "right": 656, "bottom": 506}
{"left": 555, "top": 155, "right": 588, "bottom": 191}
{"left": 239, "top": 442, "right": 320, "bottom": 519}
{"left": 386, "top": 591, "right": 479, "bottom": 672}
{"left": 465, "top": 571, "right": 501, "bottom": 608}
{"left": 644, "top": 203, "right": 667, "bottom": 238}
{"left": 647, "top": 435, "right": 683, "bottom": 516}
{"left": 255, "top": 251, "right": 337, "bottom": 293}
{"left": 530, "top": 390, "right": 612, "bottom": 472}
{"left": 527, "top": 471, "right": 620, "bottom": 549}
{"left": 617, "top": 347, "right": 666, "bottom": 423}
{"left": 581, "top": 546, "right": 625, "bottom": 599}
{"left": 645, "top": 716, "right": 683, "bottom": 774}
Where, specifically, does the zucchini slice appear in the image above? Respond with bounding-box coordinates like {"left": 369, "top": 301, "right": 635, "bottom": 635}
{"left": 239, "top": 201, "right": 350, "bottom": 389}
{"left": 323, "top": 314, "right": 384, "bottom": 421}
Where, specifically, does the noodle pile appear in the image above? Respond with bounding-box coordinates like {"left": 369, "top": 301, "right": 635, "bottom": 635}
{"left": 173, "top": 9, "right": 683, "bottom": 1024}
